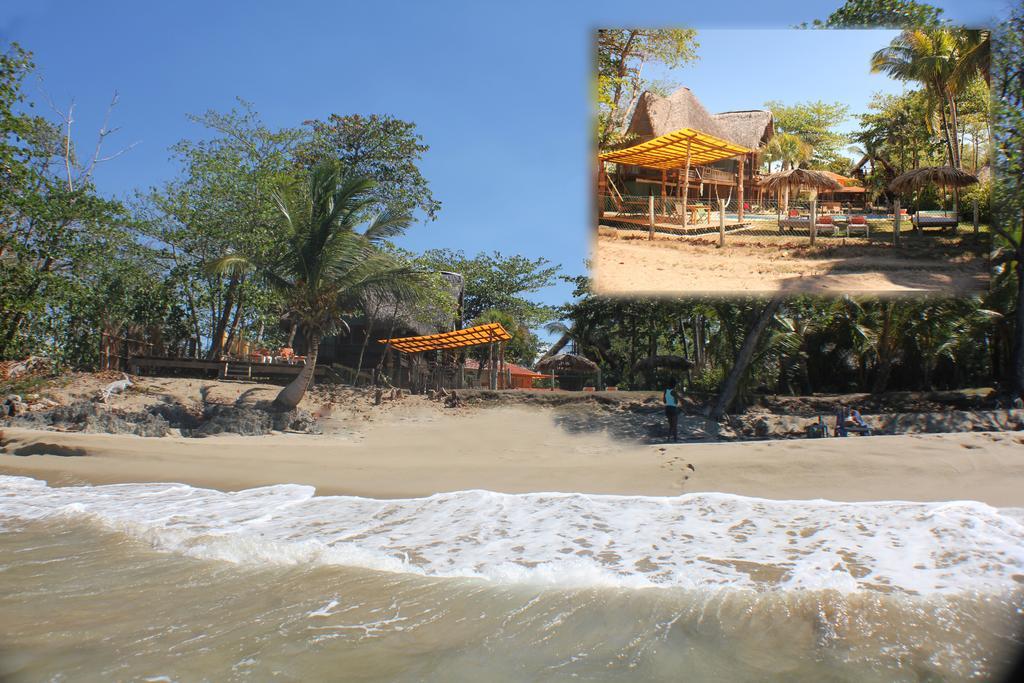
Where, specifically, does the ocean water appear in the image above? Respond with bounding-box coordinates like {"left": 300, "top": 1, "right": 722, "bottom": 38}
{"left": 1, "top": 475, "right": 1022, "bottom": 681}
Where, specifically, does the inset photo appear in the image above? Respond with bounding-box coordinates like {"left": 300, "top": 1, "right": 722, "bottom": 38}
{"left": 593, "top": 28, "right": 992, "bottom": 297}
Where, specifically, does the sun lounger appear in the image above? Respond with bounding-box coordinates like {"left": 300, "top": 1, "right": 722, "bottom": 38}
{"left": 846, "top": 215, "right": 869, "bottom": 238}
{"left": 779, "top": 217, "right": 808, "bottom": 231}
{"left": 815, "top": 215, "right": 837, "bottom": 236}
{"left": 912, "top": 214, "right": 959, "bottom": 231}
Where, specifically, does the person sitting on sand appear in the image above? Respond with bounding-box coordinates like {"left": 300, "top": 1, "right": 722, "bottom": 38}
{"left": 664, "top": 381, "right": 682, "bottom": 442}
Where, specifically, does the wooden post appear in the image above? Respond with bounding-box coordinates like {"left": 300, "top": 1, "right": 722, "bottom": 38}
{"left": 718, "top": 200, "right": 726, "bottom": 248}
{"left": 737, "top": 155, "right": 745, "bottom": 222}
{"left": 498, "top": 341, "right": 505, "bottom": 390}
{"left": 488, "top": 338, "right": 495, "bottom": 390}
{"left": 597, "top": 160, "right": 608, "bottom": 219}
{"left": 681, "top": 140, "right": 692, "bottom": 228}
{"left": 973, "top": 198, "right": 979, "bottom": 238}
{"left": 660, "top": 168, "right": 666, "bottom": 202}
{"left": 893, "top": 198, "right": 901, "bottom": 247}
{"left": 809, "top": 198, "right": 818, "bottom": 246}
{"left": 648, "top": 194, "right": 655, "bottom": 240}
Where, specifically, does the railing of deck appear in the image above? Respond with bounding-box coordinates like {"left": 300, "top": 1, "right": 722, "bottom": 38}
{"left": 597, "top": 194, "right": 983, "bottom": 245}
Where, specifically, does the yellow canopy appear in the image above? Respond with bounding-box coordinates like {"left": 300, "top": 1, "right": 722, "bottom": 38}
{"left": 599, "top": 128, "right": 750, "bottom": 170}
{"left": 380, "top": 322, "right": 511, "bottom": 354}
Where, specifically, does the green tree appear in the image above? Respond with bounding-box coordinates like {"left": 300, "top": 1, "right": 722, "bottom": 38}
{"left": 806, "top": 0, "right": 944, "bottom": 28}
{"left": 419, "top": 249, "right": 561, "bottom": 328}
{"left": 213, "top": 163, "right": 427, "bottom": 410}
{"left": 295, "top": 113, "right": 440, "bottom": 221}
{"left": 595, "top": 29, "right": 699, "bottom": 147}
{"left": 138, "top": 101, "right": 303, "bottom": 359}
{"left": 0, "top": 42, "right": 151, "bottom": 365}
{"left": 764, "top": 100, "right": 850, "bottom": 169}
{"left": 990, "top": 2, "right": 1024, "bottom": 397}
{"left": 871, "top": 28, "right": 969, "bottom": 168}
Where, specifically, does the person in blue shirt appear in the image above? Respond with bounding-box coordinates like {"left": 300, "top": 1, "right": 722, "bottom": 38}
{"left": 664, "top": 381, "right": 682, "bottom": 442}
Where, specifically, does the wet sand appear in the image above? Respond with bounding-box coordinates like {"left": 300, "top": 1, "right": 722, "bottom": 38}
{"left": 3, "top": 404, "right": 1024, "bottom": 505}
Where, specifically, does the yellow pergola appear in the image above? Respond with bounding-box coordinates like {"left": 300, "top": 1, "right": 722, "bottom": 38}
{"left": 379, "top": 322, "right": 510, "bottom": 353}
{"left": 598, "top": 128, "right": 751, "bottom": 225}
{"left": 599, "top": 128, "right": 749, "bottom": 169}
{"left": 379, "top": 322, "right": 514, "bottom": 391}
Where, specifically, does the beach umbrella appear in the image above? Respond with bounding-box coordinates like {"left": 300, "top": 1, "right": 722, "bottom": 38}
{"left": 760, "top": 168, "right": 844, "bottom": 194}
{"left": 887, "top": 166, "right": 978, "bottom": 195}
{"left": 535, "top": 353, "right": 600, "bottom": 374}
{"left": 888, "top": 166, "right": 979, "bottom": 222}
{"left": 535, "top": 353, "right": 600, "bottom": 391}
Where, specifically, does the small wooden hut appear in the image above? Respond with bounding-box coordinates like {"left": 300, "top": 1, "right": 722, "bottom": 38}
{"left": 536, "top": 353, "right": 600, "bottom": 391}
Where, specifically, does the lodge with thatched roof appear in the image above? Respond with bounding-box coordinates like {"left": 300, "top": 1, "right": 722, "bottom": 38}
{"left": 297, "top": 271, "right": 466, "bottom": 386}
{"left": 603, "top": 87, "right": 773, "bottom": 211}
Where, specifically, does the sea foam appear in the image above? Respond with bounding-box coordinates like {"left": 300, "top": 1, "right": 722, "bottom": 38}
{"left": 1, "top": 475, "right": 1022, "bottom": 594}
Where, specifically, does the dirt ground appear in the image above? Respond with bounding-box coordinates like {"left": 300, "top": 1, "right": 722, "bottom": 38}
{"left": 591, "top": 230, "right": 990, "bottom": 296}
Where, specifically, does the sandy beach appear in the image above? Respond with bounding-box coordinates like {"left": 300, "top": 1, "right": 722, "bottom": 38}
{"left": 592, "top": 232, "right": 990, "bottom": 295}
{"left": 3, "top": 386, "right": 1024, "bottom": 682}
{"left": 4, "top": 401, "right": 1024, "bottom": 505}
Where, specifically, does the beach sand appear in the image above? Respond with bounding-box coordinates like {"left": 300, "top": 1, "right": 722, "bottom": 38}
{"left": 591, "top": 233, "right": 989, "bottom": 295}
{"left": 4, "top": 395, "right": 1024, "bottom": 681}
{"left": 3, "top": 401, "right": 1023, "bottom": 505}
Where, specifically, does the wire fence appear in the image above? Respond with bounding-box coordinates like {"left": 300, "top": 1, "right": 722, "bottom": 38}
{"left": 597, "top": 194, "right": 987, "bottom": 245}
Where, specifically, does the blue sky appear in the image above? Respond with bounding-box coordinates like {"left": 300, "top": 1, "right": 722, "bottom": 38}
{"left": 0, "top": 0, "right": 1006, "bottom": 332}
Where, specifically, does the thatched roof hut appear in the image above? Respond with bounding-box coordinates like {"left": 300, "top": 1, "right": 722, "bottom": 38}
{"left": 535, "top": 353, "right": 599, "bottom": 374}
{"left": 888, "top": 166, "right": 979, "bottom": 195}
{"left": 760, "top": 168, "right": 844, "bottom": 194}
{"left": 626, "top": 88, "right": 774, "bottom": 151}
{"left": 712, "top": 110, "right": 775, "bottom": 150}
{"left": 626, "top": 87, "right": 731, "bottom": 142}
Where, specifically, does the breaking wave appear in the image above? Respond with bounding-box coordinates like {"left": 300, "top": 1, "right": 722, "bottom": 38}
{"left": 2, "top": 475, "right": 1022, "bottom": 594}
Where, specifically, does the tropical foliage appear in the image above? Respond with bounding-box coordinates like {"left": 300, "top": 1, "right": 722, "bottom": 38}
{"left": 595, "top": 29, "right": 700, "bottom": 147}
{"left": 211, "top": 163, "right": 429, "bottom": 409}
{"left": 552, "top": 279, "right": 1008, "bottom": 408}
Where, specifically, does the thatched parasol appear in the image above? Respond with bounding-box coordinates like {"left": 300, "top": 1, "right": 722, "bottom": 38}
{"left": 760, "top": 168, "right": 844, "bottom": 194}
{"left": 535, "top": 353, "right": 599, "bottom": 374}
{"left": 887, "top": 166, "right": 978, "bottom": 195}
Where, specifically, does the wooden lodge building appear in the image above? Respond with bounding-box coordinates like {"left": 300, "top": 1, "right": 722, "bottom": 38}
{"left": 298, "top": 271, "right": 466, "bottom": 388}
{"left": 608, "top": 87, "right": 775, "bottom": 207}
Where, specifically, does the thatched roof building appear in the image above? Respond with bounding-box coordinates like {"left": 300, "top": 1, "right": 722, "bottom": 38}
{"left": 711, "top": 110, "right": 774, "bottom": 150}
{"left": 625, "top": 87, "right": 773, "bottom": 150}
{"left": 627, "top": 87, "right": 730, "bottom": 142}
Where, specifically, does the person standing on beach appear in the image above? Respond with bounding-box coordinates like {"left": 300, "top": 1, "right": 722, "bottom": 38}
{"left": 664, "top": 381, "right": 682, "bottom": 442}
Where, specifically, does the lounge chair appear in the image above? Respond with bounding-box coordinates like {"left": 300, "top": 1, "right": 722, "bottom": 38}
{"left": 912, "top": 213, "right": 959, "bottom": 232}
{"left": 846, "top": 215, "right": 869, "bottom": 238}
{"left": 779, "top": 210, "right": 806, "bottom": 232}
{"left": 815, "top": 215, "right": 837, "bottom": 236}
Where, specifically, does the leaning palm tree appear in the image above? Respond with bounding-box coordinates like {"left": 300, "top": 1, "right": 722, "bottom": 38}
{"left": 213, "top": 163, "right": 427, "bottom": 410}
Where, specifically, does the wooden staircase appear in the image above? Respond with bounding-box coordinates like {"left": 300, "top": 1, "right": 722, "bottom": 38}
{"left": 220, "top": 362, "right": 252, "bottom": 381}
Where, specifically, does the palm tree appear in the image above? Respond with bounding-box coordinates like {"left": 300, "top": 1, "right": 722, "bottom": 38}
{"left": 762, "top": 132, "right": 814, "bottom": 213}
{"left": 214, "top": 163, "right": 426, "bottom": 410}
{"left": 872, "top": 28, "right": 964, "bottom": 168}
{"left": 952, "top": 29, "right": 991, "bottom": 88}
